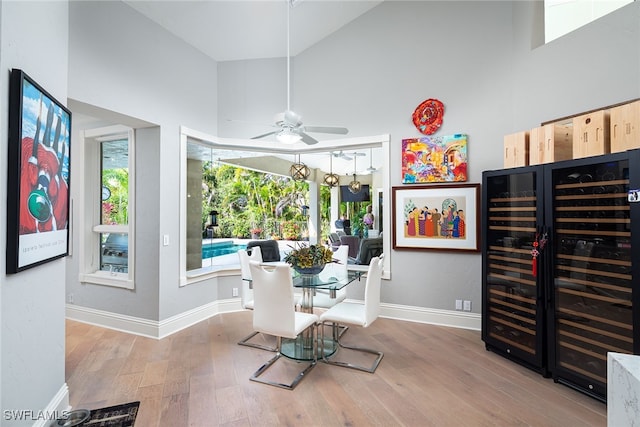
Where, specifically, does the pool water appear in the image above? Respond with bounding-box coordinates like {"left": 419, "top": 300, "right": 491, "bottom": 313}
{"left": 202, "top": 241, "right": 247, "bottom": 259}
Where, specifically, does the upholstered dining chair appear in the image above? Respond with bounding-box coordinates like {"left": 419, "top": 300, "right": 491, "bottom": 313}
{"left": 248, "top": 261, "right": 319, "bottom": 390}
{"left": 246, "top": 239, "right": 281, "bottom": 262}
{"left": 237, "top": 247, "right": 276, "bottom": 351}
{"left": 319, "top": 254, "right": 385, "bottom": 373}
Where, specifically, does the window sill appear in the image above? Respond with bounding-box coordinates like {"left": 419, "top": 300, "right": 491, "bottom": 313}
{"left": 80, "top": 272, "right": 134, "bottom": 290}
{"left": 181, "top": 264, "right": 240, "bottom": 287}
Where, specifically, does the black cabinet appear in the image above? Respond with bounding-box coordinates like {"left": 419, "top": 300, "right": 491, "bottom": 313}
{"left": 482, "top": 150, "right": 640, "bottom": 402}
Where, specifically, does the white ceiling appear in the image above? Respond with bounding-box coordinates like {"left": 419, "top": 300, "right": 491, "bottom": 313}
{"left": 90, "top": 1, "right": 386, "bottom": 175}
{"left": 123, "top": 0, "right": 382, "bottom": 62}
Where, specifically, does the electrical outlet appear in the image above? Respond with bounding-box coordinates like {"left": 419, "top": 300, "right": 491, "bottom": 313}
{"left": 67, "top": 293, "right": 74, "bottom": 304}
{"left": 463, "top": 300, "right": 472, "bottom": 312}
{"left": 232, "top": 288, "right": 239, "bottom": 297}
{"left": 455, "top": 299, "right": 463, "bottom": 310}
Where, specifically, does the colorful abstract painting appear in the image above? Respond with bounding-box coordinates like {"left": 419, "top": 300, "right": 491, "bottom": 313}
{"left": 401, "top": 134, "right": 467, "bottom": 183}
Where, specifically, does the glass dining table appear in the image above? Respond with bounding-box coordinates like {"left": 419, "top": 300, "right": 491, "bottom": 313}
{"left": 246, "top": 263, "right": 362, "bottom": 361}
{"left": 284, "top": 268, "right": 362, "bottom": 361}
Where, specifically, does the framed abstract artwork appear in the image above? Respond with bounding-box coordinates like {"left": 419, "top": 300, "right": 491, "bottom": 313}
{"left": 402, "top": 133, "right": 468, "bottom": 183}
{"left": 6, "top": 69, "right": 72, "bottom": 273}
{"left": 392, "top": 184, "right": 480, "bottom": 252}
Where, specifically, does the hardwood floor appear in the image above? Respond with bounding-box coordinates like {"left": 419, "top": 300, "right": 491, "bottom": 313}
{"left": 65, "top": 312, "right": 606, "bottom": 426}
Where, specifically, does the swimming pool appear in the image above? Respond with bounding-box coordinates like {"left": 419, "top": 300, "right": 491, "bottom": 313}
{"left": 202, "top": 241, "right": 247, "bottom": 259}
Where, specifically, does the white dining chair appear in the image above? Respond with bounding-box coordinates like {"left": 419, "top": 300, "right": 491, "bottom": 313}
{"left": 249, "top": 261, "right": 319, "bottom": 390}
{"left": 237, "top": 247, "right": 277, "bottom": 351}
{"left": 313, "top": 244, "right": 349, "bottom": 310}
{"left": 319, "top": 254, "right": 385, "bottom": 373}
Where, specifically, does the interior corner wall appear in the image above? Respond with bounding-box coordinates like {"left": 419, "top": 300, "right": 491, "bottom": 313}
{"left": 218, "top": 0, "right": 640, "bottom": 314}
{"left": 510, "top": 0, "right": 640, "bottom": 129}
{"left": 67, "top": 0, "right": 222, "bottom": 322}
{"left": 64, "top": 0, "right": 640, "bottom": 329}
{"left": 0, "top": 1, "right": 69, "bottom": 423}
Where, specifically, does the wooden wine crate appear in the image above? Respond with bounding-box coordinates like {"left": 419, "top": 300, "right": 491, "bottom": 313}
{"left": 529, "top": 123, "right": 573, "bottom": 165}
{"left": 610, "top": 100, "right": 640, "bottom": 153}
{"left": 572, "top": 110, "right": 610, "bottom": 159}
{"left": 503, "top": 131, "right": 529, "bottom": 168}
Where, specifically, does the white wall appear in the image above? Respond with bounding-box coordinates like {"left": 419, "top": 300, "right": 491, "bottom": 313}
{"left": 0, "top": 1, "right": 69, "bottom": 424}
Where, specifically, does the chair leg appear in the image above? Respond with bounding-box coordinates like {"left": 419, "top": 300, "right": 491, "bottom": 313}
{"left": 337, "top": 324, "right": 349, "bottom": 338}
{"left": 320, "top": 321, "right": 383, "bottom": 374}
{"left": 250, "top": 328, "right": 317, "bottom": 390}
{"left": 238, "top": 330, "right": 277, "bottom": 352}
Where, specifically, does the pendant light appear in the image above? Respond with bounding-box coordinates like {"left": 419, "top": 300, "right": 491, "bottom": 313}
{"left": 290, "top": 154, "right": 310, "bottom": 181}
{"left": 323, "top": 154, "right": 339, "bottom": 187}
{"left": 348, "top": 155, "right": 361, "bottom": 194}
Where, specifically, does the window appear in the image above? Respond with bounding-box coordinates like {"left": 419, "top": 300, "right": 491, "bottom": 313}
{"left": 79, "top": 125, "right": 135, "bottom": 289}
{"left": 545, "top": 0, "right": 633, "bottom": 43}
{"left": 179, "top": 127, "right": 391, "bottom": 286}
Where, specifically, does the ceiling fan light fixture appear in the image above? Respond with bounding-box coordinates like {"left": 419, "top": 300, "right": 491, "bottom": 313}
{"left": 276, "top": 128, "right": 302, "bottom": 144}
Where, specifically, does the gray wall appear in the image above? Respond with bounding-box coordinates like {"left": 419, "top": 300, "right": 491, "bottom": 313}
{"left": 219, "top": 0, "right": 640, "bottom": 310}
{"left": 66, "top": 0, "right": 223, "bottom": 321}
{"left": 2, "top": 0, "right": 639, "bottom": 419}
{"left": 67, "top": 0, "right": 640, "bottom": 321}
{"left": 0, "top": 1, "right": 69, "bottom": 424}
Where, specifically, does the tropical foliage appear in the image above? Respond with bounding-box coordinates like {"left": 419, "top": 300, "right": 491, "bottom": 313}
{"left": 101, "top": 168, "right": 129, "bottom": 225}
{"left": 200, "top": 163, "right": 332, "bottom": 241}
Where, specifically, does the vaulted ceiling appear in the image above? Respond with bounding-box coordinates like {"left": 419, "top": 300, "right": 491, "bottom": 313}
{"left": 123, "top": 0, "right": 382, "bottom": 62}
{"left": 93, "top": 1, "right": 387, "bottom": 175}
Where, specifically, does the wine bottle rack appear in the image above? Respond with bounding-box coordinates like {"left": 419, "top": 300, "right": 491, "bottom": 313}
{"left": 483, "top": 150, "right": 638, "bottom": 402}
{"left": 552, "top": 165, "right": 632, "bottom": 395}
{"left": 483, "top": 170, "right": 543, "bottom": 370}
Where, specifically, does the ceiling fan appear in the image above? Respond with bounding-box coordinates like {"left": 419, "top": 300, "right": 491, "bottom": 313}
{"left": 251, "top": 0, "right": 348, "bottom": 145}
{"left": 331, "top": 150, "right": 364, "bottom": 161}
{"left": 362, "top": 148, "right": 378, "bottom": 174}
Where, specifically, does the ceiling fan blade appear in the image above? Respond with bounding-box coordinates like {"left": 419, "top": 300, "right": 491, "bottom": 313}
{"left": 251, "top": 130, "right": 278, "bottom": 140}
{"left": 299, "top": 132, "right": 319, "bottom": 145}
{"left": 347, "top": 152, "right": 365, "bottom": 157}
{"left": 303, "top": 126, "right": 349, "bottom": 135}
{"left": 332, "top": 150, "right": 352, "bottom": 160}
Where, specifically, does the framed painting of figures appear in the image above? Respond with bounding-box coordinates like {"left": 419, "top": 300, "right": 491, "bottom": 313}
{"left": 392, "top": 184, "right": 480, "bottom": 252}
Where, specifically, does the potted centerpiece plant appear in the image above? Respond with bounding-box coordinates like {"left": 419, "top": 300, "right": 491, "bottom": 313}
{"left": 284, "top": 243, "right": 335, "bottom": 275}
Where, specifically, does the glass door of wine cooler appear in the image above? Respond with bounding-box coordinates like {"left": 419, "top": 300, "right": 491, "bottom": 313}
{"left": 482, "top": 167, "right": 546, "bottom": 373}
{"left": 548, "top": 156, "right": 633, "bottom": 401}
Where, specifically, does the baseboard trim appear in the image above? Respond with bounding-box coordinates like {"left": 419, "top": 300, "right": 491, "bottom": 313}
{"left": 379, "top": 302, "right": 481, "bottom": 331}
{"left": 65, "top": 299, "right": 243, "bottom": 339}
{"left": 32, "top": 383, "right": 70, "bottom": 427}
{"left": 66, "top": 298, "right": 479, "bottom": 339}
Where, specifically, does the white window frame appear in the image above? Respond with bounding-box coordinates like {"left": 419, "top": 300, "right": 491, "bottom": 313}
{"left": 78, "top": 125, "right": 135, "bottom": 289}
{"left": 179, "top": 126, "right": 391, "bottom": 287}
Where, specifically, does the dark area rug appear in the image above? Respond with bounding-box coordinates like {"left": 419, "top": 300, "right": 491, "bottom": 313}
{"left": 85, "top": 402, "right": 139, "bottom": 427}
